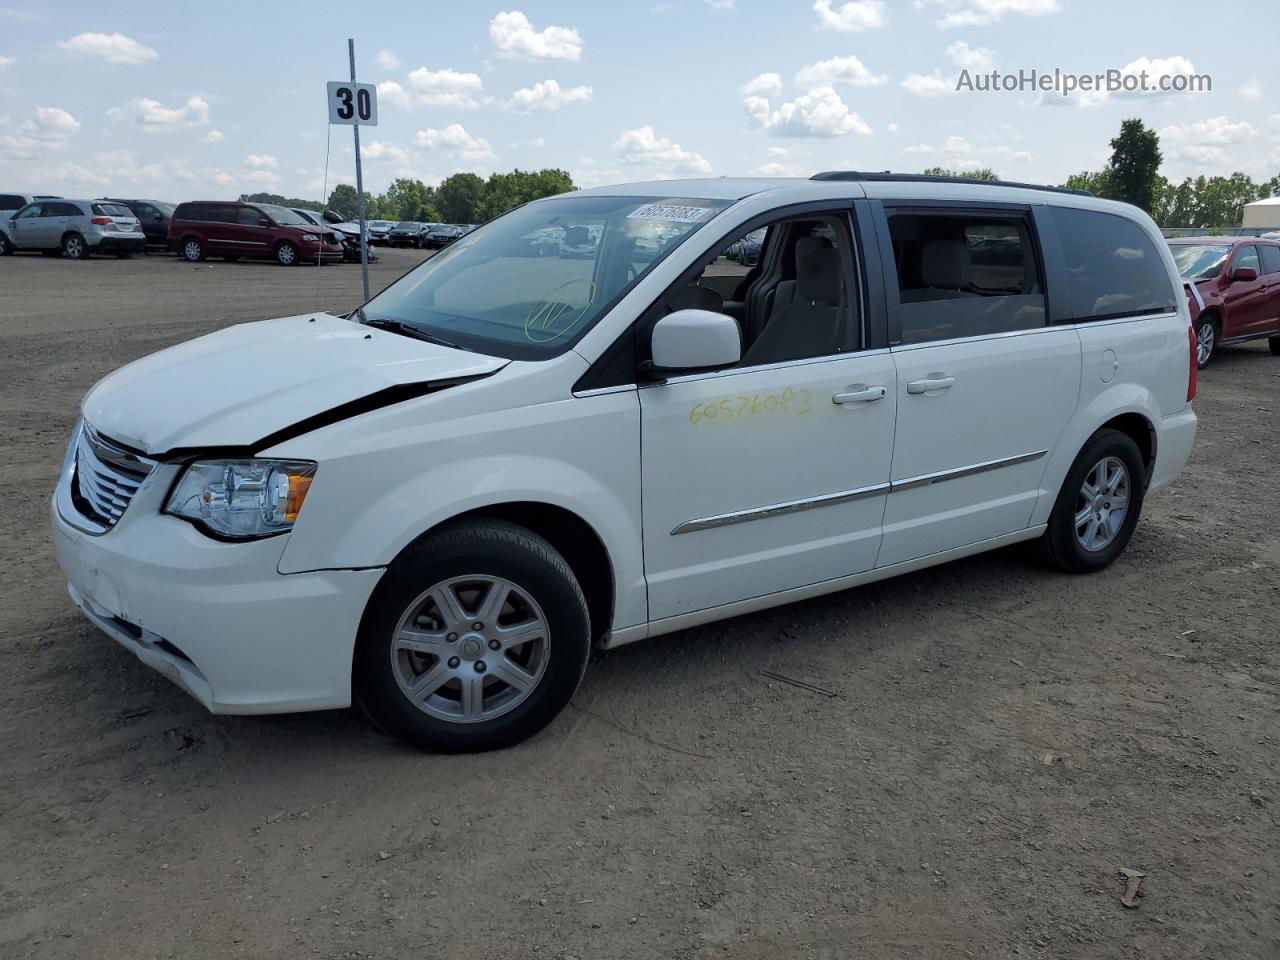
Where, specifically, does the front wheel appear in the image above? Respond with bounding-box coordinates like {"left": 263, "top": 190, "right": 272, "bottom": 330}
{"left": 1039, "top": 429, "right": 1146, "bottom": 574}
{"left": 1269, "top": 336, "right": 1280, "bottom": 356}
{"left": 181, "top": 237, "right": 204, "bottom": 262}
{"left": 354, "top": 520, "right": 591, "bottom": 753}
{"left": 275, "top": 241, "right": 298, "bottom": 266}
{"left": 0, "top": 232, "right": 12, "bottom": 256}
{"left": 1195, "top": 317, "right": 1217, "bottom": 368}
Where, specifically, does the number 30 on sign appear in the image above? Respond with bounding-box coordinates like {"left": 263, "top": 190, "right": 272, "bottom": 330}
{"left": 326, "top": 81, "right": 378, "bottom": 126}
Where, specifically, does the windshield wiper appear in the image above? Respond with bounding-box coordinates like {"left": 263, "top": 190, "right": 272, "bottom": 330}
{"left": 355, "top": 310, "right": 466, "bottom": 350}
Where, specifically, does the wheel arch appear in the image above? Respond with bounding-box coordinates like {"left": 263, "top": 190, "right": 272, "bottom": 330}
{"left": 389, "top": 501, "right": 615, "bottom": 645}
{"left": 1098, "top": 412, "right": 1156, "bottom": 484}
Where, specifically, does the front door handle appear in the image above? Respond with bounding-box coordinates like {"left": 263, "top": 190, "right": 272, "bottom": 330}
{"left": 906, "top": 374, "right": 955, "bottom": 395}
{"left": 833, "top": 384, "right": 887, "bottom": 405}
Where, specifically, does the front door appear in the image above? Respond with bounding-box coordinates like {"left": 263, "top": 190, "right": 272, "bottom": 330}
{"left": 8, "top": 203, "right": 48, "bottom": 248}
{"left": 639, "top": 207, "right": 896, "bottom": 621}
{"left": 1222, "top": 245, "right": 1268, "bottom": 338}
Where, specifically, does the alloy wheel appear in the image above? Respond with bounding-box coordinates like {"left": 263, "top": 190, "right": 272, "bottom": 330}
{"left": 1074, "top": 456, "right": 1130, "bottom": 552}
{"left": 1196, "top": 321, "right": 1215, "bottom": 366}
{"left": 65, "top": 236, "right": 84, "bottom": 259}
{"left": 390, "top": 575, "right": 550, "bottom": 724}
{"left": 183, "top": 240, "right": 202, "bottom": 261}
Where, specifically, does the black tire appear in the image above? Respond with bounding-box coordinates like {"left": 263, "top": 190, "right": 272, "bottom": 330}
{"left": 353, "top": 519, "right": 591, "bottom": 753}
{"left": 0, "top": 232, "right": 12, "bottom": 256}
{"left": 1195, "top": 316, "right": 1218, "bottom": 369}
{"left": 1269, "top": 336, "right": 1280, "bottom": 357}
{"left": 62, "top": 233, "right": 90, "bottom": 260}
{"left": 1038, "top": 428, "right": 1147, "bottom": 574}
{"left": 275, "top": 241, "right": 298, "bottom": 266}
{"left": 115, "top": 249, "right": 132, "bottom": 259}
{"left": 180, "top": 237, "right": 204, "bottom": 262}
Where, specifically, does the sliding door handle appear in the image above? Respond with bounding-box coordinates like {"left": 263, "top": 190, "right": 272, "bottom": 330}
{"left": 833, "top": 384, "right": 887, "bottom": 405}
{"left": 906, "top": 375, "right": 955, "bottom": 395}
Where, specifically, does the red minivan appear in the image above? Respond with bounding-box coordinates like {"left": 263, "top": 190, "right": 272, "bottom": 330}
{"left": 1170, "top": 236, "right": 1280, "bottom": 367}
{"left": 167, "top": 201, "right": 345, "bottom": 266}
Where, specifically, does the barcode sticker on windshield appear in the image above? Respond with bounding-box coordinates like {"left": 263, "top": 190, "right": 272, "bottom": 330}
{"left": 628, "top": 203, "right": 713, "bottom": 223}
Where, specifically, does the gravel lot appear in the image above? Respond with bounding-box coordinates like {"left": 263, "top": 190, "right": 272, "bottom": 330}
{"left": 1, "top": 248, "right": 1277, "bottom": 959}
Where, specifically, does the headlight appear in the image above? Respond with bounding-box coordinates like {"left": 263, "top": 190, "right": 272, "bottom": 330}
{"left": 165, "top": 459, "right": 316, "bottom": 539}
{"left": 301, "top": 233, "right": 319, "bottom": 242}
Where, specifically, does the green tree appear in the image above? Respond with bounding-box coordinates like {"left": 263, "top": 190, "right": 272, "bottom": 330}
{"left": 921, "top": 166, "right": 1000, "bottom": 181}
{"left": 434, "top": 173, "right": 488, "bottom": 223}
{"left": 380, "top": 178, "right": 440, "bottom": 221}
{"left": 238, "top": 192, "right": 321, "bottom": 210}
{"left": 325, "top": 184, "right": 359, "bottom": 219}
{"left": 1062, "top": 170, "right": 1113, "bottom": 197}
{"left": 1102, "top": 118, "right": 1162, "bottom": 213}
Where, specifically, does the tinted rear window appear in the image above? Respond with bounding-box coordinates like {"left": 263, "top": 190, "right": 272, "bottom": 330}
{"left": 93, "top": 203, "right": 133, "bottom": 217}
{"left": 0, "top": 194, "right": 25, "bottom": 211}
{"left": 1052, "top": 208, "right": 1176, "bottom": 321}
{"left": 1260, "top": 244, "right": 1280, "bottom": 275}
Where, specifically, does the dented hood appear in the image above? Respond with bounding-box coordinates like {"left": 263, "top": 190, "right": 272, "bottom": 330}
{"left": 82, "top": 312, "right": 508, "bottom": 454}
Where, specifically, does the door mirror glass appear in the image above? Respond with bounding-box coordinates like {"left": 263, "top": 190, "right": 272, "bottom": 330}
{"left": 1232, "top": 266, "right": 1258, "bottom": 282}
{"left": 649, "top": 309, "right": 741, "bottom": 374}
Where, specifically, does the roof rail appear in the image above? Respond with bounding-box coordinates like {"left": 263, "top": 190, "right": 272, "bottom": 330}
{"left": 810, "top": 170, "right": 1093, "bottom": 198}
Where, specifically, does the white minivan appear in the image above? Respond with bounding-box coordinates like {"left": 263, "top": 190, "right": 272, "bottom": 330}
{"left": 52, "top": 174, "right": 1198, "bottom": 751}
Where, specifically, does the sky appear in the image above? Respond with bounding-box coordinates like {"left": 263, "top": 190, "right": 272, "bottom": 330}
{"left": 1, "top": 0, "right": 1276, "bottom": 203}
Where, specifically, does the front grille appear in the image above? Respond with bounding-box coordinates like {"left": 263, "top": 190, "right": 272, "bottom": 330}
{"left": 71, "top": 424, "right": 155, "bottom": 530}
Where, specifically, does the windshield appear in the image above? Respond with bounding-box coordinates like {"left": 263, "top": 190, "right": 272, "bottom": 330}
{"left": 1171, "top": 244, "right": 1231, "bottom": 280}
{"left": 259, "top": 204, "right": 310, "bottom": 226}
{"left": 361, "top": 195, "right": 730, "bottom": 359}
{"left": 394, "top": 221, "right": 417, "bottom": 229}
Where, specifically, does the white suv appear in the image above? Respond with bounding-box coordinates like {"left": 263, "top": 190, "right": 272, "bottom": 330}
{"left": 51, "top": 174, "right": 1198, "bottom": 751}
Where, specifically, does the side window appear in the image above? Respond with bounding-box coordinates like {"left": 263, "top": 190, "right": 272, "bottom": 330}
{"left": 239, "top": 206, "right": 263, "bottom": 226}
{"left": 1233, "top": 245, "right": 1261, "bottom": 275}
{"left": 888, "top": 209, "right": 1045, "bottom": 344}
{"left": 180, "top": 204, "right": 208, "bottom": 222}
{"left": 1052, "top": 207, "right": 1177, "bottom": 321}
{"left": 15, "top": 204, "right": 43, "bottom": 220}
{"left": 649, "top": 212, "right": 859, "bottom": 369}
{"left": 1259, "top": 244, "right": 1280, "bottom": 275}
{"left": 0, "top": 194, "right": 25, "bottom": 211}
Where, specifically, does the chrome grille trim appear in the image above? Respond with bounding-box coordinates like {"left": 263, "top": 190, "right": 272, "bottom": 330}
{"left": 65, "top": 421, "right": 156, "bottom": 533}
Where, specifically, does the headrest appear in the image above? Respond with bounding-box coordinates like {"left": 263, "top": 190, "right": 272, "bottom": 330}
{"left": 564, "top": 226, "right": 589, "bottom": 245}
{"left": 920, "top": 239, "right": 972, "bottom": 289}
{"left": 797, "top": 248, "right": 841, "bottom": 305}
{"left": 793, "top": 234, "right": 831, "bottom": 271}
{"left": 668, "top": 283, "right": 725, "bottom": 314}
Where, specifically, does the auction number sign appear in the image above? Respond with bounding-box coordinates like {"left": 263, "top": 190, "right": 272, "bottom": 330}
{"left": 326, "top": 81, "right": 378, "bottom": 126}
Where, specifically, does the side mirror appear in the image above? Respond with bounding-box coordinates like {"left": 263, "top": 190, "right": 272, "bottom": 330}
{"left": 1232, "top": 266, "right": 1258, "bottom": 282}
{"left": 647, "top": 309, "right": 741, "bottom": 376}
{"left": 258, "top": 217, "right": 273, "bottom": 227}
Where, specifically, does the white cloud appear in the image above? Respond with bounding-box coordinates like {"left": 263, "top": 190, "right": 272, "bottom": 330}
{"left": 946, "top": 40, "right": 993, "bottom": 70}
{"left": 902, "top": 71, "right": 954, "bottom": 97}
{"left": 415, "top": 123, "right": 496, "bottom": 162}
{"left": 1159, "top": 115, "right": 1257, "bottom": 166}
{"left": 202, "top": 129, "right": 224, "bottom": 143}
{"left": 489, "top": 10, "right": 583, "bottom": 61}
{"left": 1045, "top": 54, "right": 1203, "bottom": 107}
{"left": 1238, "top": 80, "right": 1262, "bottom": 102}
{"left": 375, "top": 49, "right": 401, "bottom": 71}
{"left": 744, "top": 86, "right": 871, "bottom": 137}
{"left": 751, "top": 160, "right": 806, "bottom": 177}
{"left": 704, "top": 0, "right": 735, "bottom": 7}
{"left": 767, "top": 146, "right": 789, "bottom": 157}
{"left": 506, "top": 78, "right": 592, "bottom": 111}
{"left": 887, "top": 122, "right": 899, "bottom": 132}
{"left": 377, "top": 67, "right": 486, "bottom": 110}
{"left": 360, "top": 140, "right": 412, "bottom": 165}
{"left": 739, "top": 73, "right": 783, "bottom": 97}
{"left": 58, "top": 31, "right": 157, "bottom": 65}
{"left": 794, "top": 55, "right": 885, "bottom": 88}
{"left": 0, "top": 55, "right": 15, "bottom": 68}
{"left": 24, "top": 106, "right": 80, "bottom": 137}
{"left": 240, "top": 169, "right": 281, "bottom": 187}
{"left": 925, "top": 0, "right": 1060, "bottom": 28}
{"left": 903, "top": 135, "right": 1031, "bottom": 165}
{"left": 614, "top": 125, "right": 713, "bottom": 174}
{"left": 244, "top": 153, "right": 278, "bottom": 169}
{"left": 902, "top": 143, "right": 936, "bottom": 155}
{"left": 812, "top": 0, "right": 887, "bottom": 32}
{"left": 108, "top": 95, "right": 210, "bottom": 131}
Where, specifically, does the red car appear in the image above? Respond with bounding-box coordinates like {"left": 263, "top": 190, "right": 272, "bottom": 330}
{"left": 167, "top": 201, "right": 345, "bottom": 266}
{"left": 1169, "top": 236, "right": 1280, "bottom": 367}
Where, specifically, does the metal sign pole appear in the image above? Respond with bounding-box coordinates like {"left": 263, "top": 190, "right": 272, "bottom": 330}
{"left": 348, "top": 38, "right": 370, "bottom": 302}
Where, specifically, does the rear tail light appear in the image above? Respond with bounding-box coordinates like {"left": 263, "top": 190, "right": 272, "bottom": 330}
{"left": 1186, "top": 325, "right": 1198, "bottom": 403}
{"left": 90, "top": 217, "right": 112, "bottom": 225}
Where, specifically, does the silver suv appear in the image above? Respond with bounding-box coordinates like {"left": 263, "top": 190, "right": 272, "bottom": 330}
{"left": 0, "top": 199, "right": 145, "bottom": 259}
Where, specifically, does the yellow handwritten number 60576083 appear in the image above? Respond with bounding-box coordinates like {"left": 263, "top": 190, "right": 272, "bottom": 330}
{"left": 688, "top": 388, "right": 812, "bottom": 424}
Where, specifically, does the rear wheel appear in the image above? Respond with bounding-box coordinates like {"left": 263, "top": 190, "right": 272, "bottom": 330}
{"left": 1039, "top": 428, "right": 1146, "bottom": 574}
{"left": 62, "top": 233, "right": 89, "bottom": 260}
{"left": 0, "top": 232, "right": 11, "bottom": 256}
{"left": 1195, "top": 317, "right": 1217, "bottom": 368}
{"left": 276, "top": 241, "right": 298, "bottom": 266}
{"left": 1270, "top": 336, "right": 1280, "bottom": 356}
{"left": 181, "top": 237, "right": 204, "bottom": 262}
{"left": 354, "top": 519, "right": 591, "bottom": 753}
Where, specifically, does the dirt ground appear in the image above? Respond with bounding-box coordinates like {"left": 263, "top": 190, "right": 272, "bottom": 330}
{"left": 1, "top": 248, "right": 1277, "bottom": 959}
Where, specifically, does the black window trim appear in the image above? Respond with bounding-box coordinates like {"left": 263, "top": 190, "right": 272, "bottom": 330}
{"left": 873, "top": 198, "right": 1051, "bottom": 346}
{"left": 574, "top": 197, "right": 880, "bottom": 393}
